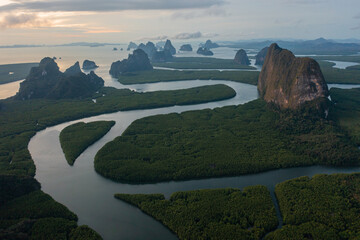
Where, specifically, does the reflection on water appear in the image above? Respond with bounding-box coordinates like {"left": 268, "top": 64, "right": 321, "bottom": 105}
{"left": 0, "top": 80, "right": 23, "bottom": 100}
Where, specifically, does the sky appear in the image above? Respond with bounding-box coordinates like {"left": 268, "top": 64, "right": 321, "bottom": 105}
{"left": 0, "top": 0, "right": 359, "bottom": 45}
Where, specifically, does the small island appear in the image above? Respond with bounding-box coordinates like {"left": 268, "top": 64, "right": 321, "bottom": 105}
{"left": 82, "top": 60, "right": 98, "bottom": 70}
{"left": 179, "top": 44, "right": 193, "bottom": 51}
{"left": 109, "top": 49, "right": 153, "bottom": 77}
{"left": 234, "top": 49, "right": 251, "bottom": 65}
{"left": 59, "top": 121, "right": 115, "bottom": 165}
{"left": 196, "top": 47, "right": 214, "bottom": 56}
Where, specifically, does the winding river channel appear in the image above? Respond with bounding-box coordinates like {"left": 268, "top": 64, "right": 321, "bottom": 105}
{"left": 3, "top": 54, "right": 352, "bottom": 239}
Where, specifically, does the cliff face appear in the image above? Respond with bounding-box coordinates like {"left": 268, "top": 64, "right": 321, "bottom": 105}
{"left": 234, "top": 49, "right": 250, "bottom": 65}
{"left": 109, "top": 49, "right": 153, "bottom": 77}
{"left": 255, "top": 47, "right": 269, "bottom": 65}
{"left": 164, "top": 40, "right": 176, "bottom": 55}
{"left": 137, "top": 42, "right": 157, "bottom": 59}
{"left": 152, "top": 50, "right": 173, "bottom": 62}
{"left": 202, "top": 40, "right": 219, "bottom": 49}
{"left": 197, "top": 47, "right": 214, "bottom": 56}
{"left": 64, "top": 61, "right": 81, "bottom": 76}
{"left": 258, "top": 43, "right": 329, "bottom": 109}
{"left": 15, "top": 58, "right": 104, "bottom": 100}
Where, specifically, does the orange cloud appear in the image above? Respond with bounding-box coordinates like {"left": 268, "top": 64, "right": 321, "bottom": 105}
{"left": 0, "top": 13, "right": 51, "bottom": 29}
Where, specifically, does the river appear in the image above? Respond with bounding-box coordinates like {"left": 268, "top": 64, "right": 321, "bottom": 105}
{"left": 29, "top": 78, "right": 360, "bottom": 239}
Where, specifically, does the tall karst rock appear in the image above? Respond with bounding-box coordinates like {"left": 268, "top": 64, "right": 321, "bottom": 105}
{"left": 258, "top": 43, "right": 329, "bottom": 110}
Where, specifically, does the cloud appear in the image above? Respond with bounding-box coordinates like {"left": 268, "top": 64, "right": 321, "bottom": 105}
{"left": 0, "top": 0, "right": 225, "bottom": 12}
{"left": 138, "top": 35, "right": 168, "bottom": 41}
{"left": 173, "top": 31, "right": 219, "bottom": 39}
{"left": 140, "top": 32, "right": 219, "bottom": 41}
{"left": 0, "top": 13, "right": 51, "bottom": 28}
{"left": 172, "top": 5, "right": 228, "bottom": 19}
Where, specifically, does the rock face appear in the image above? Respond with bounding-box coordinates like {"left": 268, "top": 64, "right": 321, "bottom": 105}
{"left": 202, "top": 40, "right": 219, "bottom": 49}
{"left": 127, "top": 42, "right": 138, "bottom": 51}
{"left": 234, "top": 49, "right": 250, "bottom": 65}
{"left": 255, "top": 47, "right": 269, "bottom": 65}
{"left": 164, "top": 40, "right": 176, "bottom": 55}
{"left": 15, "top": 57, "right": 104, "bottom": 100}
{"left": 82, "top": 60, "right": 98, "bottom": 70}
{"left": 64, "top": 61, "right": 82, "bottom": 76}
{"left": 137, "top": 42, "right": 157, "bottom": 59}
{"left": 152, "top": 50, "right": 173, "bottom": 62}
{"left": 109, "top": 49, "right": 153, "bottom": 77}
{"left": 258, "top": 43, "right": 329, "bottom": 109}
{"left": 197, "top": 47, "right": 214, "bottom": 56}
{"left": 180, "top": 44, "right": 193, "bottom": 51}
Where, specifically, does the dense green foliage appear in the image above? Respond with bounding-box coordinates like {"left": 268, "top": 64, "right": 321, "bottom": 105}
{"left": 152, "top": 57, "right": 255, "bottom": 69}
{"left": 60, "top": 121, "right": 115, "bottom": 165}
{"left": 330, "top": 87, "right": 360, "bottom": 145}
{"left": 272, "top": 174, "right": 360, "bottom": 239}
{"left": 317, "top": 61, "right": 360, "bottom": 84}
{"left": 95, "top": 99, "right": 359, "bottom": 183}
{"left": 0, "top": 62, "right": 38, "bottom": 84}
{"left": 314, "top": 55, "right": 360, "bottom": 63}
{"left": 266, "top": 222, "right": 340, "bottom": 240}
{"left": 115, "top": 186, "right": 278, "bottom": 240}
{"left": 0, "top": 174, "right": 40, "bottom": 205}
{"left": 30, "top": 218, "right": 77, "bottom": 240}
{"left": 0, "top": 190, "right": 77, "bottom": 221}
{"left": 118, "top": 69, "right": 259, "bottom": 85}
{"left": 69, "top": 225, "right": 103, "bottom": 240}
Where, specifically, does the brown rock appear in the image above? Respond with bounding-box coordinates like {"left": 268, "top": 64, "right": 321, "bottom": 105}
{"left": 258, "top": 43, "right": 329, "bottom": 109}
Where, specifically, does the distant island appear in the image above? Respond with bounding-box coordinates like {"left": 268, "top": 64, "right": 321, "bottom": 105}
{"left": 179, "top": 44, "right": 193, "bottom": 51}
{"left": 197, "top": 47, "right": 214, "bottom": 56}
{"left": 82, "top": 60, "right": 98, "bottom": 70}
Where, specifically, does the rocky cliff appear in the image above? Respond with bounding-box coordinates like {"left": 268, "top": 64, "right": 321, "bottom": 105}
{"left": 137, "top": 42, "right": 157, "bottom": 59}
{"left": 164, "top": 40, "right": 176, "bottom": 55}
{"left": 64, "top": 61, "right": 82, "bottom": 76}
{"left": 15, "top": 58, "right": 104, "bottom": 100}
{"left": 127, "top": 42, "right": 138, "bottom": 51}
{"left": 234, "top": 49, "right": 250, "bottom": 65}
{"left": 152, "top": 50, "right": 173, "bottom": 62}
{"left": 197, "top": 47, "right": 214, "bottom": 56}
{"left": 109, "top": 49, "right": 153, "bottom": 77}
{"left": 202, "top": 40, "right": 219, "bottom": 49}
{"left": 258, "top": 43, "right": 329, "bottom": 110}
{"left": 255, "top": 47, "right": 269, "bottom": 65}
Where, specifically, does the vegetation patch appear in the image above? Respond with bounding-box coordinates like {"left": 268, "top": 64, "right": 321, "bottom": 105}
{"left": 60, "top": 121, "right": 115, "bottom": 165}
{"left": 270, "top": 174, "right": 360, "bottom": 239}
{"left": 118, "top": 69, "right": 259, "bottom": 85}
{"left": 0, "top": 63, "right": 38, "bottom": 84}
{"left": 152, "top": 57, "right": 255, "bottom": 70}
{"left": 317, "top": 61, "right": 360, "bottom": 84}
{"left": 95, "top": 99, "right": 359, "bottom": 183}
{"left": 329, "top": 87, "right": 360, "bottom": 145}
{"left": 115, "top": 186, "right": 278, "bottom": 240}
